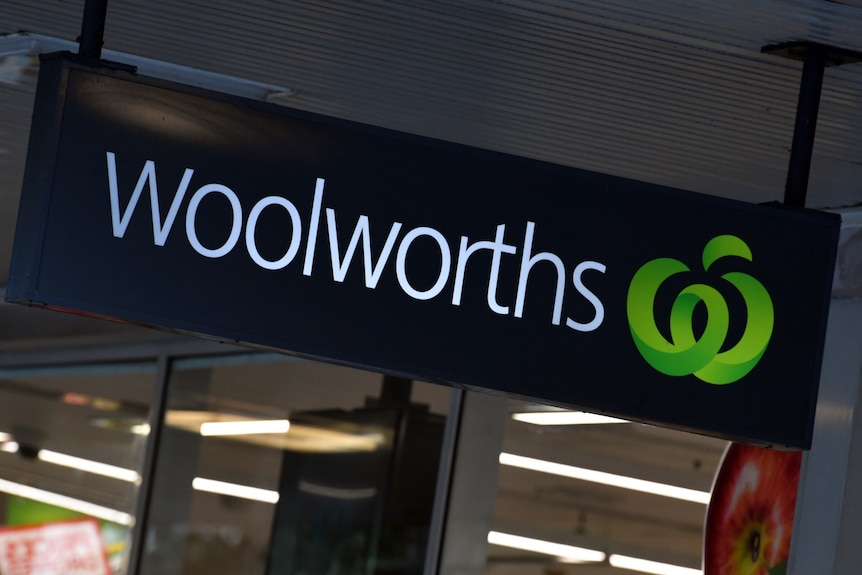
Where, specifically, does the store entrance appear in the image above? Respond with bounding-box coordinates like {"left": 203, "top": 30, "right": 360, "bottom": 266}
{"left": 138, "top": 354, "right": 454, "bottom": 575}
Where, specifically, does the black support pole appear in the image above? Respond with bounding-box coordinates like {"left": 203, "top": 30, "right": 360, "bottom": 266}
{"left": 379, "top": 374, "right": 413, "bottom": 405}
{"left": 78, "top": 0, "right": 109, "bottom": 59}
{"left": 762, "top": 41, "right": 862, "bottom": 208}
{"left": 783, "top": 48, "right": 825, "bottom": 208}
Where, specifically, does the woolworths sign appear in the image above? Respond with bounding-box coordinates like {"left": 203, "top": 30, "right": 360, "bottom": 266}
{"left": 8, "top": 54, "right": 839, "bottom": 448}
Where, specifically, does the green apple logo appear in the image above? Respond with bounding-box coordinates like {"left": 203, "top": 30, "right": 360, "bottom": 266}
{"left": 626, "top": 235, "right": 773, "bottom": 385}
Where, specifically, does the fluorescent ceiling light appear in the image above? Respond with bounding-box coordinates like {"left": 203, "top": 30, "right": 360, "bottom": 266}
{"left": 0, "top": 478, "right": 133, "bottom": 526}
{"left": 0, "top": 32, "right": 295, "bottom": 101}
{"left": 37, "top": 450, "right": 140, "bottom": 483}
{"left": 499, "top": 453, "right": 710, "bottom": 505}
{"left": 192, "top": 477, "right": 279, "bottom": 504}
{"left": 609, "top": 554, "right": 702, "bottom": 575}
{"left": 90, "top": 417, "right": 151, "bottom": 435}
{"left": 487, "top": 532, "right": 701, "bottom": 575}
{"left": 168, "top": 410, "right": 385, "bottom": 453}
{"left": 0, "top": 440, "right": 139, "bottom": 483}
{"left": 200, "top": 419, "right": 290, "bottom": 436}
{"left": 512, "top": 411, "right": 628, "bottom": 425}
{"left": 487, "top": 531, "right": 606, "bottom": 563}
{"left": 298, "top": 480, "right": 376, "bottom": 500}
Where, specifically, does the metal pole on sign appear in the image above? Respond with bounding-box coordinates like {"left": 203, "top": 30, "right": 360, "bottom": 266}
{"left": 783, "top": 49, "right": 825, "bottom": 208}
{"left": 78, "top": 0, "right": 110, "bottom": 58}
{"left": 761, "top": 41, "right": 862, "bottom": 208}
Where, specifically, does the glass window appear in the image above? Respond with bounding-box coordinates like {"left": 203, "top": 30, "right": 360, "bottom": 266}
{"left": 486, "top": 400, "right": 727, "bottom": 574}
{"left": 139, "top": 353, "right": 452, "bottom": 575}
{"left": 0, "top": 361, "right": 156, "bottom": 574}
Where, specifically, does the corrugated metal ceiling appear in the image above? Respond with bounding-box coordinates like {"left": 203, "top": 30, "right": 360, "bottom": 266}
{"left": 0, "top": 0, "right": 861, "bottom": 281}
{"left": 104, "top": 1, "right": 862, "bottom": 205}
{"left": 2, "top": 0, "right": 862, "bottom": 212}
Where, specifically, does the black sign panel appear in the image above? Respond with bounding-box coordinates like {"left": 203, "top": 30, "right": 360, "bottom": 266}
{"left": 8, "top": 53, "right": 840, "bottom": 448}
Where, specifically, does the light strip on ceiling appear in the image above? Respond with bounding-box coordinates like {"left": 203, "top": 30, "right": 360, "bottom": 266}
{"left": 192, "top": 477, "right": 279, "bottom": 504}
{"left": 609, "top": 553, "right": 702, "bottom": 575}
{"left": 512, "top": 411, "right": 629, "bottom": 425}
{"left": 37, "top": 450, "right": 140, "bottom": 483}
{"left": 0, "top": 478, "right": 134, "bottom": 526}
{"left": 499, "top": 453, "right": 710, "bottom": 505}
{"left": 0, "top": 441, "right": 140, "bottom": 483}
{"left": 0, "top": 32, "right": 295, "bottom": 101}
{"left": 488, "top": 531, "right": 701, "bottom": 575}
{"left": 298, "top": 480, "right": 377, "bottom": 500}
{"left": 487, "top": 531, "right": 606, "bottom": 563}
{"left": 199, "top": 419, "right": 290, "bottom": 436}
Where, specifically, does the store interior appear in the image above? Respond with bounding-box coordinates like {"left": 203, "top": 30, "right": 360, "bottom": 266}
{"left": 0, "top": 304, "right": 725, "bottom": 574}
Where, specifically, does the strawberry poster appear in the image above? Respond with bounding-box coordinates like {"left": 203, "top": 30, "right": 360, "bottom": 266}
{"left": 704, "top": 443, "right": 802, "bottom": 575}
{"left": 0, "top": 518, "right": 112, "bottom": 575}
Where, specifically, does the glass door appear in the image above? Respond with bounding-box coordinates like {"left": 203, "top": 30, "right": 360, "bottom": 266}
{"left": 137, "top": 353, "right": 453, "bottom": 575}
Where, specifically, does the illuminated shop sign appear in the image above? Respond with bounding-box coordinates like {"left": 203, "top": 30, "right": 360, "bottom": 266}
{"left": 8, "top": 53, "right": 839, "bottom": 448}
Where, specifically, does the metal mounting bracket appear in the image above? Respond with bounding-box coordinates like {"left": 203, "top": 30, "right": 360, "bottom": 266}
{"left": 762, "top": 41, "right": 862, "bottom": 207}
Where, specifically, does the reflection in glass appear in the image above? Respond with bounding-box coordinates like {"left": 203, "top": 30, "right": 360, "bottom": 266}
{"left": 0, "top": 362, "right": 156, "bottom": 574}
{"left": 487, "top": 400, "right": 727, "bottom": 575}
{"left": 140, "top": 353, "right": 450, "bottom": 575}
